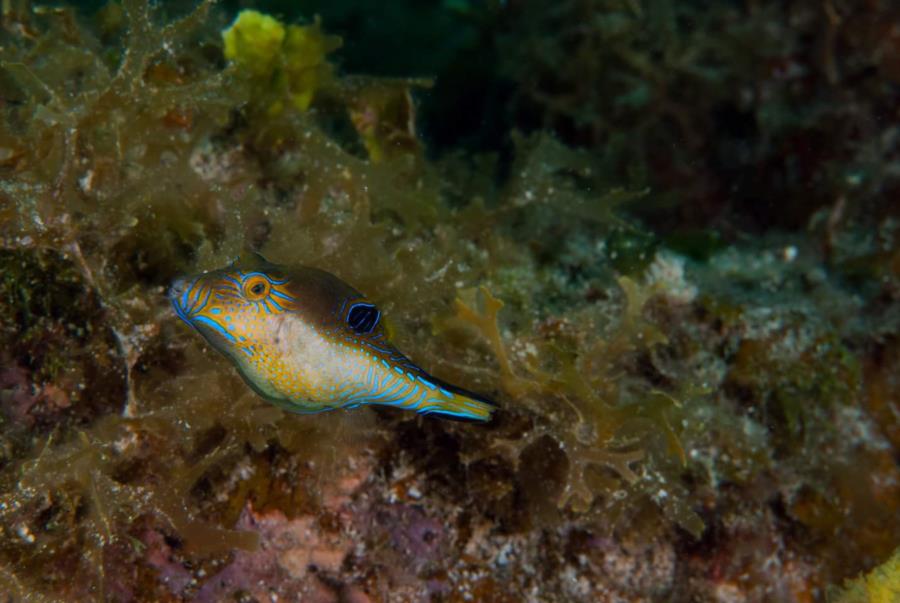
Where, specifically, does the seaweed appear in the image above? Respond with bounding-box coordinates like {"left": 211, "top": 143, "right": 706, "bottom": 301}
{"left": 828, "top": 546, "right": 900, "bottom": 603}
{"left": 0, "top": 1, "right": 897, "bottom": 600}
{"left": 222, "top": 9, "right": 341, "bottom": 115}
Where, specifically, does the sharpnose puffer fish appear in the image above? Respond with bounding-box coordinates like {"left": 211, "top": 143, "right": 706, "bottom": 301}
{"left": 169, "top": 252, "right": 496, "bottom": 422}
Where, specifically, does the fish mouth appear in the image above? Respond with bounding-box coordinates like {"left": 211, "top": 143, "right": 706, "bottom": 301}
{"left": 169, "top": 275, "right": 205, "bottom": 324}
{"left": 169, "top": 276, "right": 238, "bottom": 345}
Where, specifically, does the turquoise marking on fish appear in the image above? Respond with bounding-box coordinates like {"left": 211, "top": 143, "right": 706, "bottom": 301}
{"left": 169, "top": 252, "right": 497, "bottom": 422}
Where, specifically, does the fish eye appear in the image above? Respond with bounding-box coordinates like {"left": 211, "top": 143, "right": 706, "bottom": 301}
{"left": 243, "top": 276, "right": 270, "bottom": 300}
{"left": 347, "top": 302, "right": 380, "bottom": 334}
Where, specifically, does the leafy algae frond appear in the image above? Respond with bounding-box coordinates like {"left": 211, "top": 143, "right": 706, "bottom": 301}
{"left": 222, "top": 10, "right": 286, "bottom": 77}
{"left": 222, "top": 9, "right": 341, "bottom": 114}
{"left": 448, "top": 278, "right": 703, "bottom": 535}
{"left": 829, "top": 546, "right": 900, "bottom": 603}
{"left": 453, "top": 286, "right": 532, "bottom": 397}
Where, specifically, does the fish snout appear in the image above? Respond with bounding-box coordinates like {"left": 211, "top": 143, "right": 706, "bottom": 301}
{"left": 169, "top": 276, "right": 195, "bottom": 321}
{"left": 169, "top": 276, "right": 187, "bottom": 299}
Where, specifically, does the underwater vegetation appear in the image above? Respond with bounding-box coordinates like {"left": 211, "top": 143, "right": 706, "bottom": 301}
{"left": 0, "top": 1, "right": 897, "bottom": 601}
{"left": 828, "top": 545, "right": 900, "bottom": 603}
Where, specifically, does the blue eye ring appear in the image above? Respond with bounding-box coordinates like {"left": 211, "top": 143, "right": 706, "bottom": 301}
{"left": 347, "top": 302, "right": 380, "bottom": 334}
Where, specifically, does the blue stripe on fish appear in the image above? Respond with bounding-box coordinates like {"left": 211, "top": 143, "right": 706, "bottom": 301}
{"left": 270, "top": 289, "right": 297, "bottom": 302}
{"left": 170, "top": 252, "right": 497, "bottom": 423}
{"left": 192, "top": 315, "right": 237, "bottom": 343}
{"left": 242, "top": 271, "right": 288, "bottom": 285}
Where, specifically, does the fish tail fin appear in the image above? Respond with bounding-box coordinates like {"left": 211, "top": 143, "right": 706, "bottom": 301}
{"left": 417, "top": 378, "right": 497, "bottom": 423}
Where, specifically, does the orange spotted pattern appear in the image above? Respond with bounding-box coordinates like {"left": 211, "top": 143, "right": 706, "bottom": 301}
{"left": 170, "top": 253, "right": 496, "bottom": 422}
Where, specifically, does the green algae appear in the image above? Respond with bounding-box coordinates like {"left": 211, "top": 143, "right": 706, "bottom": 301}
{"left": 222, "top": 9, "right": 341, "bottom": 114}
{"left": 829, "top": 546, "right": 900, "bottom": 603}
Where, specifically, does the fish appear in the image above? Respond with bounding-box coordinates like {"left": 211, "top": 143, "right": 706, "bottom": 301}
{"left": 169, "top": 252, "right": 496, "bottom": 422}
